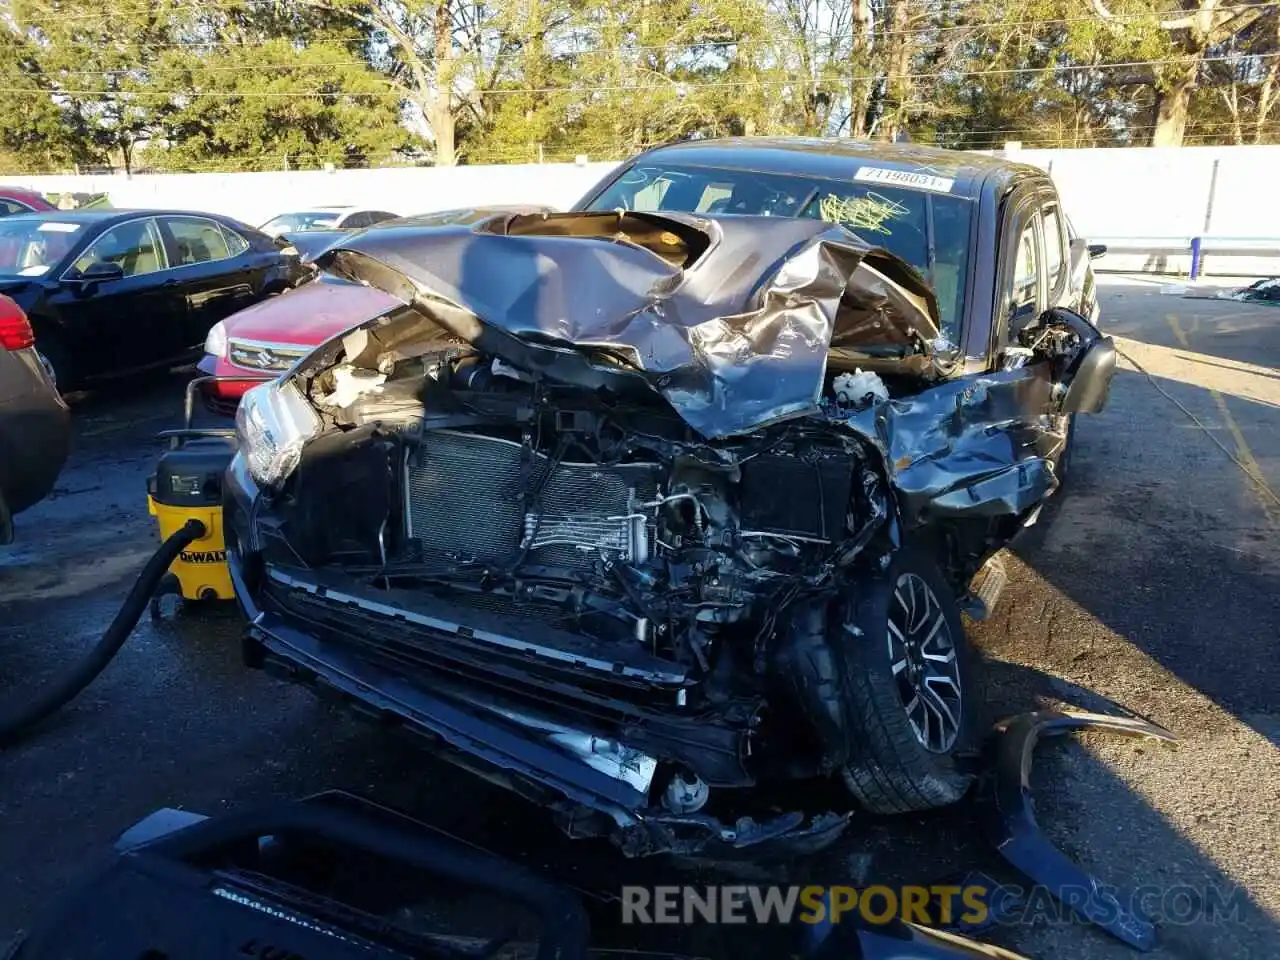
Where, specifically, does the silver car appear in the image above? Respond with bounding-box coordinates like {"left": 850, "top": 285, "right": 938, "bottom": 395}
{"left": 258, "top": 207, "right": 399, "bottom": 238}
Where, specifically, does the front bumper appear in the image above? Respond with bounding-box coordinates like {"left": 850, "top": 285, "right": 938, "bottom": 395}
{"left": 196, "top": 354, "right": 270, "bottom": 413}
{"left": 223, "top": 458, "right": 848, "bottom": 857}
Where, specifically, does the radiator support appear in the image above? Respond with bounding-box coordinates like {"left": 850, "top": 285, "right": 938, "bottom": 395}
{"left": 404, "top": 430, "right": 661, "bottom": 571}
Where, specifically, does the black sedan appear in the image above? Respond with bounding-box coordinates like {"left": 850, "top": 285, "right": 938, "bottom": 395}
{"left": 0, "top": 209, "right": 305, "bottom": 391}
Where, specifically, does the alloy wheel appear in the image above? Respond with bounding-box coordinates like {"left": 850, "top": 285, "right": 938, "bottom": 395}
{"left": 886, "top": 572, "right": 962, "bottom": 753}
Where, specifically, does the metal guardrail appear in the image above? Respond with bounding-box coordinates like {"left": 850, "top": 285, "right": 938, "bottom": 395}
{"left": 1089, "top": 236, "right": 1280, "bottom": 280}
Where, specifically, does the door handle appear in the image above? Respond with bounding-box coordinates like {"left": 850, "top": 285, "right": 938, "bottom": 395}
{"left": 162, "top": 279, "right": 180, "bottom": 287}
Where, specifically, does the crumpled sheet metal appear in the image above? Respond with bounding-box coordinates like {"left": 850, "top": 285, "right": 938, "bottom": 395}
{"left": 841, "top": 371, "right": 1063, "bottom": 526}
{"left": 315, "top": 210, "right": 942, "bottom": 440}
{"left": 983, "top": 710, "right": 1178, "bottom": 952}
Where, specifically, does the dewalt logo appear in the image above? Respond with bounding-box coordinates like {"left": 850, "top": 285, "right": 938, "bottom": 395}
{"left": 180, "top": 549, "right": 227, "bottom": 564}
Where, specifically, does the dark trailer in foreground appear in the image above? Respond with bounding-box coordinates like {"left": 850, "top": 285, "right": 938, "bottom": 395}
{"left": 223, "top": 140, "right": 1116, "bottom": 858}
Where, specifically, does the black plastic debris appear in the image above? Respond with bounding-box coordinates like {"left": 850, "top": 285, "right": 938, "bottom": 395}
{"left": 983, "top": 710, "right": 1177, "bottom": 952}
{"left": 807, "top": 909, "right": 1033, "bottom": 959}
{"left": 930, "top": 869, "right": 1028, "bottom": 936}
{"left": 1222, "top": 277, "right": 1280, "bottom": 304}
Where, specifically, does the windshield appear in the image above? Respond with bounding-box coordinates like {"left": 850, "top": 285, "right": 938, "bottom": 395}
{"left": 262, "top": 211, "right": 343, "bottom": 234}
{"left": 0, "top": 219, "right": 83, "bottom": 277}
{"left": 585, "top": 162, "right": 972, "bottom": 338}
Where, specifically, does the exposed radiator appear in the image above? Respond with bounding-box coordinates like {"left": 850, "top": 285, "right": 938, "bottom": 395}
{"left": 405, "top": 430, "right": 661, "bottom": 570}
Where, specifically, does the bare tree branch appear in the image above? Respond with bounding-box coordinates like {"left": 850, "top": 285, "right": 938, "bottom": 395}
{"left": 1085, "top": 0, "right": 1203, "bottom": 33}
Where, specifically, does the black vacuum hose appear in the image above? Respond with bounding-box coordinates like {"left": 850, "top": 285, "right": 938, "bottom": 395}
{"left": 0, "top": 519, "right": 207, "bottom": 748}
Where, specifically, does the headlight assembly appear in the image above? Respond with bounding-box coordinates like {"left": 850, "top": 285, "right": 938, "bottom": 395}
{"left": 204, "top": 320, "right": 228, "bottom": 358}
{"left": 234, "top": 380, "right": 320, "bottom": 490}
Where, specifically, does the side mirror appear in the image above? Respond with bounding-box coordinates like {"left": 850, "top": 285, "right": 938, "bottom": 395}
{"left": 1061, "top": 336, "right": 1116, "bottom": 414}
{"left": 1042, "top": 308, "right": 1115, "bottom": 414}
{"left": 1087, "top": 243, "right": 1108, "bottom": 260}
{"left": 64, "top": 260, "right": 124, "bottom": 297}
{"left": 80, "top": 260, "right": 125, "bottom": 282}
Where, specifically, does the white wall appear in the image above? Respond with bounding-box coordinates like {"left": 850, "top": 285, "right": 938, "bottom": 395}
{"left": 8, "top": 144, "right": 1280, "bottom": 274}
{"left": 5, "top": 161, "right": 621, "bottom": 228}
{"left": 1006, "top": 144, "right": 1280, "bottom": 241}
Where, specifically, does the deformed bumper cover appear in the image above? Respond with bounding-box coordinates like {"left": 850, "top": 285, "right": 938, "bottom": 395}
{"left": 240, "top": 599, "right": 850, "bottom": 856}
{"left": 983, "top": 710, "right": 1177, "bottom": 952}
{"left": 230, "top": 551, "right": 649, "bottom": 824}
{"left": 12, "top": 791, "right": 592, "bottom": 960}
{"left": 225, "top": 501, "right": 849, "bottom": 857}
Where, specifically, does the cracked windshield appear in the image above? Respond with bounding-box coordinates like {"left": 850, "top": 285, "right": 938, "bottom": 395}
{"left": 587, "top": 163, "right": 971, "bottom": 337}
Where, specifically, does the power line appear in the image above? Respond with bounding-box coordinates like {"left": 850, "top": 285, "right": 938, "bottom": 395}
{"left": 12, "top": 0, "right": 1272, "bottom": 30}
{"left": 943, "top": 114, "right": 1278, "bottom": 139}
{"left": 0, "top": 50, "right": 1274, "bottom": 95}
{"left": 7, "top": 1, "right": 1274, "bottom": 57}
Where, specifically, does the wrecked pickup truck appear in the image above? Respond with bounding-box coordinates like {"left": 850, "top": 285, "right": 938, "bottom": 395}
{"left": 224, "top": 202, "right": 1115, "bottom": 858}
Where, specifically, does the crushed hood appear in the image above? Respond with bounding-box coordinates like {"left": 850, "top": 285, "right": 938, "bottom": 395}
{"left": 311, "top": 210, "right": 947, "bottom": 439}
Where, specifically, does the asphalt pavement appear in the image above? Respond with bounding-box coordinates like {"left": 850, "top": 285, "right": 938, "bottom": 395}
{"left": 0, "top": 276, "right": 1276, "bottom": 959}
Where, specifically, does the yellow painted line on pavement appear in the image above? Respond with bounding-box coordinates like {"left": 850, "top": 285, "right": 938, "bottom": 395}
{"left": 1165, "top": 314, "right": 1279, "bottom": 526}
{"left": 1112, "top": 336, "right": 1280, "bottom": 409}
{"left": 1164, "top": 312, "right": 1192, "bottom": 350}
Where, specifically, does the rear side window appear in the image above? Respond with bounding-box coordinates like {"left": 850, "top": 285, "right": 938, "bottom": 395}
{"left": 0, "top": 199, "right": 32, "bottom": 215}
{"left": 221, "top": 225, "right": 250, "bottom": 256}
{"left": 1042, "top": 205, "right": 1065, "bottom": 291}
{"left": 165, "top": 217, "right": 232, "bottom": 265}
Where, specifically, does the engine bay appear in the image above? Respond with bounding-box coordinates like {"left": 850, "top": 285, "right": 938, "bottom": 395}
{"left": 296, "top": 345, "right": 892, "bottom": 679}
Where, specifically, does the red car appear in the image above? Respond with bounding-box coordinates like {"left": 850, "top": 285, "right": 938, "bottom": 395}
{"left": 0, "top": 187, "right": 56, "bottom": 216}
{"left": 197, "top": 276, "right": 400, "bottom": 415}
{"left": 196, "top": 206, "right": 554, "bottom": 414}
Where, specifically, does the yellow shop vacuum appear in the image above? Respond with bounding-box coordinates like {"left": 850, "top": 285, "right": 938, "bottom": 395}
{"left": 146, "top": 378, "right": 238, "bottom": 612}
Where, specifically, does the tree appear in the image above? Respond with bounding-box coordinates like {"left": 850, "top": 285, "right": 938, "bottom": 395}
{"left": 145, "top": 41, "right": 418, "bottom": 171}
{"left": 1086, "top": 0, "right": 1280, "bottom": 145}
{"left": 0, "top": 27, "right": 89, "bottom": 171}
{"left": 1194, "top": 9, "right": 1279, "bottom": 143}
{"left": 8, "top": 0, "right": 186, "bottom": 172}
{"left": 302, "top": 0, "right": 495, "bottom": 166}
{"left": 1, "top": 0, "right": 1278, "bottom": 174}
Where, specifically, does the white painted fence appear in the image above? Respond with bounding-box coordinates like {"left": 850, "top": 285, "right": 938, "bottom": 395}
{"left": 1007, "top": 144, "right": 1280, "bottom": 276}
{"left": 6, "top": 143, "right": 1280, "bottom": 276}
{"left": 4, "top": 161, "right": 621, "bottom": 229}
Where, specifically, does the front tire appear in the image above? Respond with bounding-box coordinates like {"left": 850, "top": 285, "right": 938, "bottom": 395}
{"left": 834, "top": 546, "right": 976, "bottom": 814}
